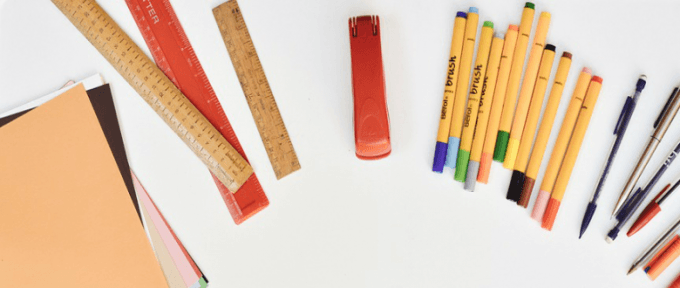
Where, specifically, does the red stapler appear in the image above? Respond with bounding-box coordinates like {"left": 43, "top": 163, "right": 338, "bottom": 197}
{"left": 349, "top": 15, "right": 391, "bottom": 160}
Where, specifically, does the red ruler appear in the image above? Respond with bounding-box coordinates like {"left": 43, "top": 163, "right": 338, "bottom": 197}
{"left": 125, "top": 0, "right": 268, "bottom": 224}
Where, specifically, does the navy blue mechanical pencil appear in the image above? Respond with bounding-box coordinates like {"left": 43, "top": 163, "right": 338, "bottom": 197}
{"left": 579, "top": 76, "right": 646, "bottom": 238}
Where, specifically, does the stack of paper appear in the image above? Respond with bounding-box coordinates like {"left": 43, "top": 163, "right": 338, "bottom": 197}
{"left": 0, "top": 77, "right": 207, "bottom": 288}
{"left": 135, "top": 173, "right": 209, "bottom": 288}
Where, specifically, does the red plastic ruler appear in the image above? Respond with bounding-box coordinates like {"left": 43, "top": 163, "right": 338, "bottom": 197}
{"left": 51, "top": 0, "right": 254, "bottom": 193}
{"left": 125, "top": 0, "right": 268, "bottom": 224}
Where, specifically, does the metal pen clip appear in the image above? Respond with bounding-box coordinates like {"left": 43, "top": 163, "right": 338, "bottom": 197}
{"left": 654, "top": 87, "right": 679, "bottom": 128}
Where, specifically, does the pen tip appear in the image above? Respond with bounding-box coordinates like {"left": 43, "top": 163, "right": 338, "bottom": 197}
{"left": 605, "top": 236, "right": 613, "bottom": 244}
{"left": 580, "top": 203, "right": 596, "bottom": 240}
{"left": 627, "top": 267, "right": 636, "bottom": 275}
{"left": 640, "top": 75, "right": 647, "bottom": 81}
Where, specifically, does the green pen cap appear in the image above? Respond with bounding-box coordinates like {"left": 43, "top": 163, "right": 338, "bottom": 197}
{"left": 454, "top": 150, "right": 471, "bottom": 182}
{"left": 493, "top": 131, "right": 510, "bottom": 162}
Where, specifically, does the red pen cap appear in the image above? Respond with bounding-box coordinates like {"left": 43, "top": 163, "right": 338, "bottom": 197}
{"left": 627, "top": 202, "right": 661, "bottom": 237}
{"left": 628, "top": 184, "right": 670, "bottom": 237}
{"left": 349, "top": 15, "right": 391, "bottom": 160}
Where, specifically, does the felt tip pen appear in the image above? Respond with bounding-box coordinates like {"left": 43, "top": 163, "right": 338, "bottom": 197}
{"left": 516, "top": 52, "right": 572, "bottom": 207}
{"left": 612, "top": 87, "right": 680, "bottom": 217}
{"left": 541, "top": 76, "right": 603, "bottom": 231}
{"left": 579, "top": 75, "right": 646, "bottom": 238}
{"left": 530, "top": 68, "right": 591, "bottom": 222}
{"left": 628, "top": 176, "right": 680, "bottom": 237}
{"left": 503, "top": 11, "right": 551, "bottom": 170}
{"left": 477, "top": 25, "right": 519, "bottom": 183}
{"left": 493, "top": 2, "right": 535, "bottom": 162}
{"left": 455, "top": 21, "right": 495, "bottom": 182}
{"left": 506, "top": 44, "right": 556, "bottom": 202}
{"left": 432, "top": 11, "right": 467, "bottom": 173}
{"left": 464, "top": 32, "right": 505, "bottom": 191}
{"left": 445, "top": 7, "right": 479, "bottom": 169}
{"left": 606, "top": 139, "right": 680, "bottom": 243}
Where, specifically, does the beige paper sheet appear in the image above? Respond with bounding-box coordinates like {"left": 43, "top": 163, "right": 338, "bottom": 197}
{"left": 142, "top": 200, "right": 188, "bottom": 288}
{"left": 0, "top": 85, "right": 168, "bottom": 287}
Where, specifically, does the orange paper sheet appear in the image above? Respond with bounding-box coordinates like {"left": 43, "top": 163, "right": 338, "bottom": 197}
{"left": 0, "top": 85, "right": 168, "bottom": 287}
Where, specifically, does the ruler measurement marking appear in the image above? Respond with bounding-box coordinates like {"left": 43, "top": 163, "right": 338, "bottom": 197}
{"left": 123, "top": 0, "right": 268, "bottom": 221}
{"left": 213, "top": 0, "right": 300, "bottom": 179}
{"left": 52, "top": 0, "right": 253, "bottom": 192}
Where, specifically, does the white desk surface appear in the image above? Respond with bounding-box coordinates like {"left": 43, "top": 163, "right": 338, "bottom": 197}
{"left": 2, "top": 0, "right": 680, "bottom": 287}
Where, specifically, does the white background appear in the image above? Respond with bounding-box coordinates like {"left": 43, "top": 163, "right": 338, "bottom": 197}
{"left": 2, "top": 0, "right": 680, "bottom": 287}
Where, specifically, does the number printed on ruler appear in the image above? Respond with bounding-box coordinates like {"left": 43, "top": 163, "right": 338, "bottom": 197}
{"left": 51, "top": 0, "right": 253, "bottom": 192}
{"left": 213, "top": 0, "right": 301, "bottom": 180}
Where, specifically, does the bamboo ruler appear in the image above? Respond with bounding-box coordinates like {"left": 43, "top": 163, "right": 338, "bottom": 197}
{"left": 213, "top": 0, "right": 300, "bottom": 180}
{"left": 124, "top": 0, "right": 268, "bottom": 224}
{"left": 51, "top": 0, "right": 252, "bottom": 192}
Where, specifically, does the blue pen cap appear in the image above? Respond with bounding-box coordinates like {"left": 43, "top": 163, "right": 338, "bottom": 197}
{"left": 636, "top": 75, "right": 647, "bottom": 91}
{"left": 456, "top": 11, "right": 467, "bottom": 18}
{"left": 468, "top": 7, "right": 478, "bottom": 14}
{"left": 444, "top": 137, "right": 460, "bottom": 168}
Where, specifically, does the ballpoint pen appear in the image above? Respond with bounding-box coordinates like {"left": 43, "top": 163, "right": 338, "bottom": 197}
{"left": 645, "top": 235, "right": 680, "bottom": 280}
{"left": 628, "top": 213, "right": 680, "bottom": 275}
{"left": 607, "top": 139, "right": 680, "bottom": 243}
{"left": 579, "top": 76, "right": 646, "bottom": 238}
{"left": 628, "top": 175, "right": 680, "bottom": 237}
{"left": 612, "top": 86, "right": 680, "bottom": 217}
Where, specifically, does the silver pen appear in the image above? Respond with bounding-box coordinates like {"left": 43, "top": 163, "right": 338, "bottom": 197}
{"left": 612, "top": 87, "right": 680, "bottom": 217}
{"left": 628, "top": 213, "right": 680, "bottom": 274}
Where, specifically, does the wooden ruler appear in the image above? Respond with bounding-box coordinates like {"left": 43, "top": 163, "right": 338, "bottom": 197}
{"left": 213, "top": 0, "right": 300, "bottom": 180}
{"left": 124, "top": 0, "right": 268, "bottom": 224}
{"left": 51, "top": 0, "right": 252, "bottom": 192}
